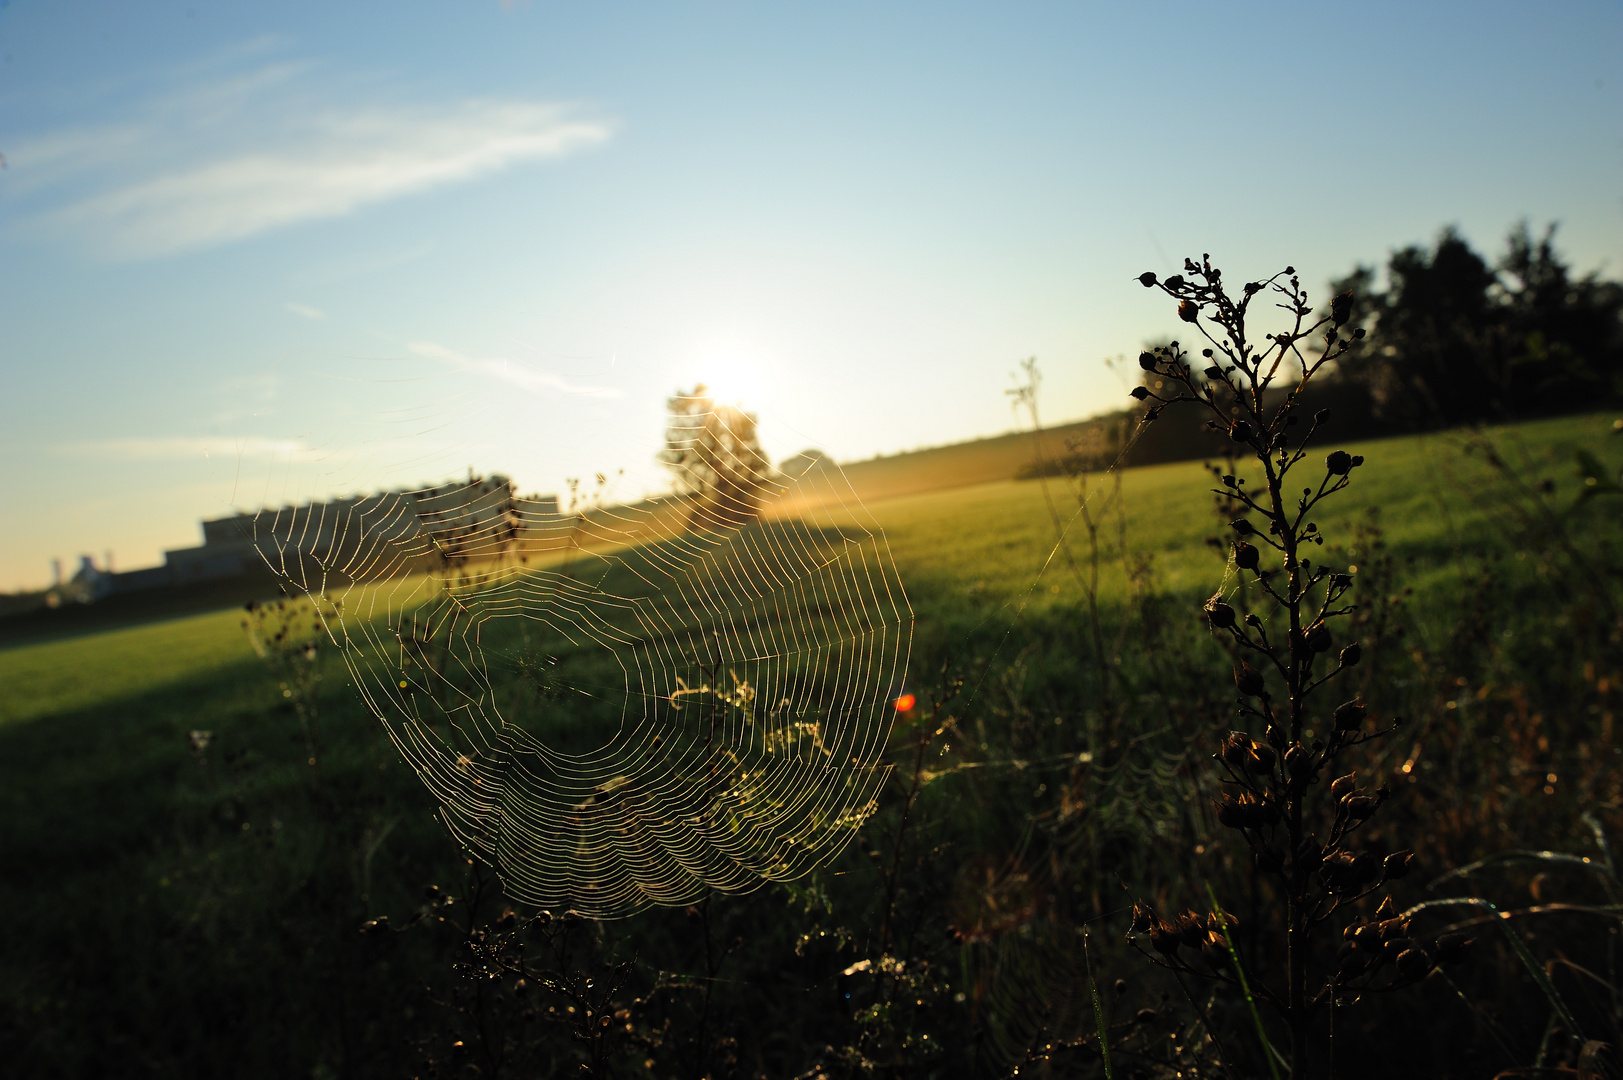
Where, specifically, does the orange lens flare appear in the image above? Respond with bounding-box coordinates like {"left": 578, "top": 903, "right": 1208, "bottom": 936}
{"left": 893, "top": 693, "right": 916, "bottom": 713}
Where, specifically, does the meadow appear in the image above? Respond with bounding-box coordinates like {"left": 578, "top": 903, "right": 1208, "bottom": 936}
{"left": 2, "top": 411, "right": 1620, "bottom": 1078}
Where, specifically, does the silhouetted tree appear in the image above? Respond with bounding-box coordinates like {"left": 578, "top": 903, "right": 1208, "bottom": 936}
{"left": 658, "top": 385, "right": 772, "bottom": 530}
{"left": 1330, "top": 223, "right": 1623, "bottom": 427}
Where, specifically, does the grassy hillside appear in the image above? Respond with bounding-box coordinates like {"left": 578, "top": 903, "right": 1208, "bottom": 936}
{"left": 1, "top": 410, "right": 1619, "bottom": 1077}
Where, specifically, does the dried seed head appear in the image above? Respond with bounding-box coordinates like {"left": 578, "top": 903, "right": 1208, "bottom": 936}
{"left": 1435, "top": 932, "right": 1475, "bottom": 966}
{"left": 1220, "top": 732, "right": 1250, "bottom": 768}
{"left": 1149, "top": 922, "right": 1180, "bottom": 955}
{"left": 1234, "top": 663, "right": 1266, "bottom": 697}
{"left": 1130, "top": 903, "right": 1155, "bottom": 933}
{"left": 1113, "top": 978, "right": 1128, "bottom": 997}
{"left": 1138, "top": 272, "right": 1159, "bottom": 288}
{"left": 1130, "top": 386, "right": 1150, "bottom": 400}
{"left": 1375, "top": 897, "right": 1396, "bottom": 920}
{"left": 1178, "top": 300, "right": 1199, "bottom": 323}
{"left": 1331, "top": 291, "right": 1353, "bottom": 327}
{"left": 1382, "top": 850, "right": 1414, "bottom": 880}
{"left": 1306, "top": 622, "right": 1332, "bottom": 653}
{"left": 1249, "top": 743, "right": 1277, "bottom": 772}
{"left": 1330, "top": 772, "right": 1358, "bottom": 797}
{"left": 1136, "top": 1008, "right": 1160, "bottom": 1024}
{"left": 1230, "top": 518, "right": 1255, "bottom": 535}
{"left": 1334, "top": 700, "right": 1367, "bottom": 731}
{"left": 1230, "top": 420, "right": 1253, "bottom": 444}
{"left": 1138, "top": 351, "right": 1158, "bottom": 370}
{"left": 1341, "top": 794, "right": 1378, "bottom": 820}
{"left": 1326, "top": 450, "right": 1354, "bottom": 475}
{"left": 1285, "top": 744, "right": 1311, "bottom": 778}
{"left": 1234, "top": 542, "right": 1260, "bottom": 571}
{"left": 1339, "top": 642, "right": 1362, "bottom": 667}
{"left": 1395, "top": 948, "right": 1429, "bottom": 980}
{"left": 1206, "top": 600, "right": 1237, "bottom": 629}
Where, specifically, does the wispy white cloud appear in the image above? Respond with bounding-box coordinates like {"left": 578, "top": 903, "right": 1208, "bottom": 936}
{"left": 8, "top": 55, "right": 613, "bottom": 258}
{"left": 285, "top": 302, "right": 326, "bottom": 320}
{"left": 57, "top": 436, "right": 324, "bottom": 462}
{"left": 409, "top": 341, "right": 623, "bottom": 398}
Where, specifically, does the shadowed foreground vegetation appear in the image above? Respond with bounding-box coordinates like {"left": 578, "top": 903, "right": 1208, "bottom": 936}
{"left": 2, "top": 412, "right": 1621, "bottom": 1078}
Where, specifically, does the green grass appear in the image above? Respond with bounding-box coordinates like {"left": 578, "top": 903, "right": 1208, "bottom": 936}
{"left": 0, "top": 410, "right": 1617, "bottom": 1076}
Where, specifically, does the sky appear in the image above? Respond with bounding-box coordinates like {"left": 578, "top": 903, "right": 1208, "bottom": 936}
{"left": 1, "top": 1, "right": 1620, "bottom": 591}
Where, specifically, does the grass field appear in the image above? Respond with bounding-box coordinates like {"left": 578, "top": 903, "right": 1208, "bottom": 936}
{"left": 1, "top": 410, "right": 1619, "bottom": 1077}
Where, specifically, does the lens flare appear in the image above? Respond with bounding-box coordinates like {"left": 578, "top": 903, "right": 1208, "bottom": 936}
{"left": 894, "top": 693, "right": 916, "bottom": 713}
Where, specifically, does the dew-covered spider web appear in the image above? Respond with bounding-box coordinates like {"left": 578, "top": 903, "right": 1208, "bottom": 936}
{"left": 252, "top": 441, "right": 911, "bottom": 917}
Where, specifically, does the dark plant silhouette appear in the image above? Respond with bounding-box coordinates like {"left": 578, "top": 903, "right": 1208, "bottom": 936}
{"left": 1122, "top": 256, "right": 1472, "bottom": 1077}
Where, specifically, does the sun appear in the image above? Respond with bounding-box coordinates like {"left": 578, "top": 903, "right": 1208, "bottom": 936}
{"left": 692, "top": 348, "right": 768, "bottom": 411}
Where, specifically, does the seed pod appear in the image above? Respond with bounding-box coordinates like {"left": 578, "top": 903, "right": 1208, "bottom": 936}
{"left": 1149, "top": 922, "right": 1180, "bottom": 956}
{"left": 1382, "top": 850, "right": 1414, "bottom": 880}
{"left": 1377, "top": 918, "right": 1405, "bottom": 941}
{"left": 1249, "top": 743, "right": 1277, "bottom": 772}
{"left": 1136, "top": 1008, "right": 1160, "bottom": 1024}
{"left": 1138, "top": 351, "right": 1158, "bottom": 370}
{"left": 1179, "top": 300, "right": 1199, "bottom": 323}
{"left": 1138, "top": 272, "right": 1158, "bottom": 288}
{"left": 1306, "top": 622, "right": 1332, "bottom": 653}
{"left": 1217, "top": 795, "right": 1247, "bottom": 829}
{"left": 1234, "top": 542, "right": 1260, "bottom": 570}
{"left": 1285, "top": 745, "right": 1311, "bottom": 778}
{"left": 1326, "top": 450, "right": 1353, "bottom": 475}
{"left": 1330, "top": 772, "right": 1358, "bottom": 797}
{"left": 1230, "top": 420, "right": 1253, "bottom": 444}
{"left": 1130, "top": 903, "right": 1155, "bottom": 933}
{"left": 1234, "top": 663, "right": 1266, "bottom": 697}
{"left": 1435, "top": 932, "right": 1475, "bottom": 966}
{"left": 1395, "top": 948, "right": 1429, "bottom": 980}
{"left": 1165, "top": 275, "right": 1185, "bottom": 289}
{"left": 1331, "top": 291, "right": 1353, "bottom": 327}
{"left": 1221, "top": 732, "right": 1250, "bottom": 768}
{"left": 1351, "top": 923, "right": 1381, "bottom": 951}
{"left": 1113, "top": 978, "right": 1128, "bottom": 997}
{"left": 1177, "top": 913, "right": 1207, "bottom": 947}
{"left": 1352, "top": 851, "right": 1381, "bottom": 883}
{"left": 1339, "top": 642, "right": 1362, "bottom": 667}
{"left": 1342, "top": 795, "right": 1377, "bottom": 819}
{"left": 1334, "top": 700, "right": 1367, "bottom": 731}
{"left": 1130, "top": 386, "right": 1150, "bottom": 400}
{"left": 1231, "top": 518, "right": 1255, "bottom": 535}
{"left": 1206, "top": 601, "right": 1237, "bottom": 629}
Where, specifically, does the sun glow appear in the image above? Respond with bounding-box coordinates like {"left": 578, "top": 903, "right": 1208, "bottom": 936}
{"left": 692, "top": 348, "right": 769, "bottom": 412}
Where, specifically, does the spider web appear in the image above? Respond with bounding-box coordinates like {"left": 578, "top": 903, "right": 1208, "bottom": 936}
{"left": 252, "top": 439, "right": 911, "bottom": 918}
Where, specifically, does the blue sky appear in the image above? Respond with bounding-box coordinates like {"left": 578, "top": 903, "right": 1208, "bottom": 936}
{"left": 2, "top": 1, "right": 1620, "bottom": 590}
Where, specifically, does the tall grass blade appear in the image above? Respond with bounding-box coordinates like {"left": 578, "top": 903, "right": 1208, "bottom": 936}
{"left": 1081, "top": 927, "right": 1113, "bottom": 1080}
{"left": 1207, "top": 881, "right": 1283, "bottom": 1080}
{"left": 1402, "top": 897, "right": 1586, "bottom": 1041}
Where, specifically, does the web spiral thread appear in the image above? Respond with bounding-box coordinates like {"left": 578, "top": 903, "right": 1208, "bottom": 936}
{"left": 253, "top": 448, "right": 911, "bottom": 917}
